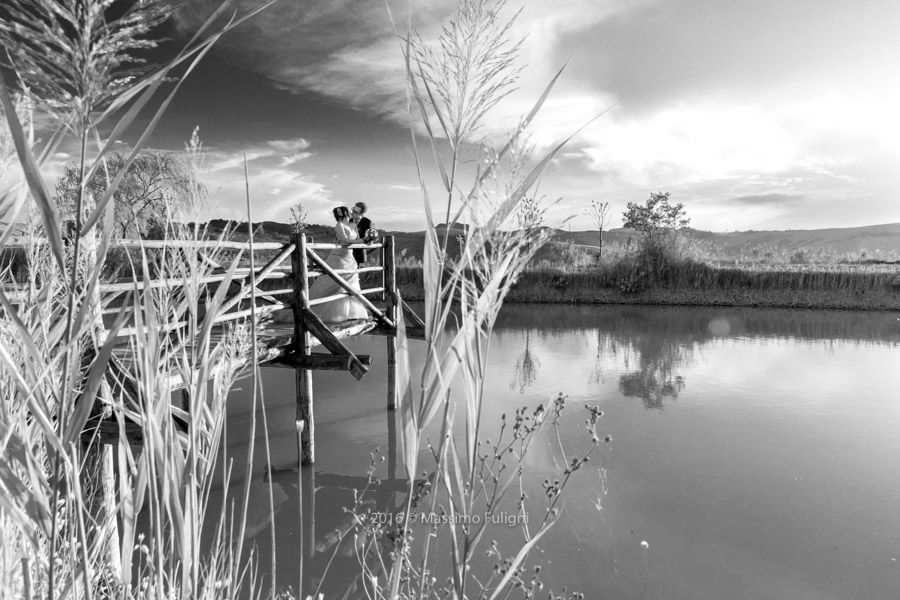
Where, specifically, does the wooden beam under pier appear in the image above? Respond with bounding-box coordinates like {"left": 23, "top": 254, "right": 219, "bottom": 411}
{"left": 272, "top": 353, "right": 374, "bottom": 371}
{"left": 301, "top": 309, "right": 370, "bottom": 380}
{"left": 159, "top": 319, "right": 379, "bottom": 391}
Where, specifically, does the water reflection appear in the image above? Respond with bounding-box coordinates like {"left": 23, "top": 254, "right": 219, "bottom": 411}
{"left": 494, "top": 303, "right": 900, "bottom": 343}
{"left": 618, "top": 368, "right": 685, "bottom": 410}
{"left": 219, "top": 304, "right": 900, "bottom": 600}
{"left": 510, "top": 332, "right": 541, "bottom": 393}
{"left": 239, "top": 464, "right": 419, "bottom": 599}
{"left": 498, "top": 305, "right": 900, "bottom": 410}
{"left": 603, "top": 310, "right": 705, "bottom": 409}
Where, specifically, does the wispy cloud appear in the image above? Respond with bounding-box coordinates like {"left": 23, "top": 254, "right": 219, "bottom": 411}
{"left": 267, "top": 138, "right": 310, "bottom": 153}
{"left": 280, "top": 152, "right": 313, "bottom": 167}
{"left": 169, "top": 1, "right": 634, "bottom": 136}
{"left": 207, "top": 148, "right": 272, "bottom": 173}
{"left": 208, "top": 137, "right": 314, "bottom": 173}
{"left": 205, "top": 166, "right": 333, "bottom": 221}
{"left": 172, "top": 0, "right": 422, "bottom": 119}
{"left": 731, "top": 194, "right": 804, "bottom": 206}
{"left": 199, "top": 137, "right": 332, "bottom": 221}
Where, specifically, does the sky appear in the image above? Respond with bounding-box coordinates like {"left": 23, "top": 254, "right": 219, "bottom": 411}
{"left": 71, "top": 0, "right": 900, "bottom": 232}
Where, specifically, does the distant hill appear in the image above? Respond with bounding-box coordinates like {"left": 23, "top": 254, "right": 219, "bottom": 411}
{"left": 685, "top": 223, "right": 900, "bottom": 257}
{"left": 200, "top": 219, "right": 900, "bottom": 263}
{"left": 535, "top": 223, "right": 900, "bottom": 256}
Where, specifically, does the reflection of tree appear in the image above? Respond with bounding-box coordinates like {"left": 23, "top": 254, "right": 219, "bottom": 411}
{"left": 510, "top": 332, "right": 541, "bottom": 393}
{"left": 581, "top": 309, "right": 706, "bottom": 410}
{"left": 615, "top": 325, "right": 695, "bottom": 409}
{"left": 619, "top": 370, "right": 685, "bottom": 410}
{"left": 492, "top": 302, "right": 900, "bottom": 410}
{"left": 589, "top": 332, "right": 619, "bottom": 385}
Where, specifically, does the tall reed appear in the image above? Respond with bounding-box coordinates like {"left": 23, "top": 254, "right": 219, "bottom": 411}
{"left": 337, "top": 1, "right": 605, "bottom": 598}
{"left": 0, "top": 1, "right": 277, "bottom": 598}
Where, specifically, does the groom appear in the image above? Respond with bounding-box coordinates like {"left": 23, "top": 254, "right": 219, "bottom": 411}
{"left": 351, "top": 201, "right": 372, "bottom": 267}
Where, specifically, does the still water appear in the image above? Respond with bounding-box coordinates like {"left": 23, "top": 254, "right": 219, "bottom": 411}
{"left": 220, "top": 305, "right": 900, "bottom": 599}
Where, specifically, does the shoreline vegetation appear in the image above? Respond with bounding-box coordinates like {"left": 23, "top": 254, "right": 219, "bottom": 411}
{"left": 396, "top": 265, "right": 900, "bottom": 310}
{"left": 126, "top": 218, "right": 899, "bottom": 311}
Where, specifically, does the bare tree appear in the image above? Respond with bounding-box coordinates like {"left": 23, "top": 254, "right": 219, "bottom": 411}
{"left": 515, "top": 195, "right": 543, "bottom": 231}
{"left": 585, "top": 198, "right": 611, "bottom": 257}
{"left": 289, "top": 202, "right": 308, "bottom": 234}
{"left": 55, "top": 150, "right": 196, "bottom": 239}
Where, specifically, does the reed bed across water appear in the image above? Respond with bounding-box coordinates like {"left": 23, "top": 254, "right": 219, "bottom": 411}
{"left": 396, "top": 264, "right": 900, "bottom": 310}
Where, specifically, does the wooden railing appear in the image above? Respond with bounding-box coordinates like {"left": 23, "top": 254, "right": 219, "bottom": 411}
{"left": 2, "top": 234, "right": 399, "bottom": 335}
{"left": 1, "top": 233, "right": 423, "bottom": 462}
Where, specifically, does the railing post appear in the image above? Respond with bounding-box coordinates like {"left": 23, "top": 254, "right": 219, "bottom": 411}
{"left": 291, "top": 233, "right": 315, "bottom": 465}
{"left": 384, "top": 235, "right": 397, "bottom": 411}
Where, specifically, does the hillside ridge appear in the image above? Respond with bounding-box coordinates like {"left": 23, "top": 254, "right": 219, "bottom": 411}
{"left": 202, "top": 219, "right": 900, "bottom": 260}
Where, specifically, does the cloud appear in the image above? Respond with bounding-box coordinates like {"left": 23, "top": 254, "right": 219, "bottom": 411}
{"left": 169, "top": 1, "right": 643, "bottom": 140}
{"left": 389, "top": 184, "right": 419, "bottom": 191}
{"left": 263, "top": 174, "right": 333, "bottom": 220}
{"left": 204, "top": 166, "right": 333, "bottom": 221}
{"left": 169, "top": 0, "right": 900, "bottom": 231}
{"left": 208, "top": 138, "right": 314, "bottom": 172}
{"left": 731, "top": 194, "right": 804, "bottom": 206}
{"left": 280, "top": 152, "right": 313, "bottom": 166}
{"left": 267, "top": 138, "right": 310, "bottom": 153}
{"left": 207, "top": 148, "right": 273, "bottom": 172}
{"left": 564, "top": 0, "right": 900, "bottom": 115}
{"left": 367, "top": 204, "right": 427, "bottom": 232}
{"left": 171, "top": 0, "right": 419, "bottom": 120}
{"left": 376, "top": 204, "right": 424, "bottom": 214}
{"left": 199, "top": 138, "right": 332, "bottom": 221}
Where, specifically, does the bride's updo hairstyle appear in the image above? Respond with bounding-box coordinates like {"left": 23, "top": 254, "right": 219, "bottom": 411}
{"left": 332, "top": 206, "right": 348, "bottom": 221}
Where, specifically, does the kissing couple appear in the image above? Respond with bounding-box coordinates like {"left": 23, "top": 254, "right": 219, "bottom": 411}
{"left": 306, "top": 202, "right": 379, "bottom": 324}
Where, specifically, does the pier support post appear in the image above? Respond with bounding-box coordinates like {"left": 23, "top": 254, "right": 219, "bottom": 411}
{"left": 291, "top": 233, "right": 315, "bottom": 465}
{"left": 384, "top": 236, "right": 398, "bottom": 412}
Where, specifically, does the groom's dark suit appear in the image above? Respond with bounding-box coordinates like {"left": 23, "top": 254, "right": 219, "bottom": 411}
{"left": 353, "top": 216, "right": 372, "bottom": 265}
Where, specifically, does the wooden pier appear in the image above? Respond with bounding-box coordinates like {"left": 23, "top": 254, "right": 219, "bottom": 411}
{"left": 5, "top": 233, "right": 424, "bottom": 465}
{"left": 284, "top": 233, "right": 420, "bottom": 464}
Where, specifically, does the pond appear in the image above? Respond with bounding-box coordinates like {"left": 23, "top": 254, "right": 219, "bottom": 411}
{"left": 218, "top": 304, "right": 900, "bottom": 600}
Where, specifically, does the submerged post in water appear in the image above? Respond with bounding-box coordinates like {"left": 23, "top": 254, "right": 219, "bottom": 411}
{"left": 384, "top": 235, "right": 398, "bottom": 411}
{"left": 291, "top": 233, "right": 315, "bottom": 464}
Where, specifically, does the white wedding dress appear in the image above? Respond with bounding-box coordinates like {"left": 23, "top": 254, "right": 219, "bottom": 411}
{"left": 308, "top": 222, "right": 369, "bottom": 323}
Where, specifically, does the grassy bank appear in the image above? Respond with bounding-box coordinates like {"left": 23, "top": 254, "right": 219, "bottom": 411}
{"left": 396, "top": 265, "right": 900, "bottom": 310}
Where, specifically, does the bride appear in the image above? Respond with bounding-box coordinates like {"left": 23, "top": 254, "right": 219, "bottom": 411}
{"left": 308, "top": 206, "right": 369, "bottom": 323}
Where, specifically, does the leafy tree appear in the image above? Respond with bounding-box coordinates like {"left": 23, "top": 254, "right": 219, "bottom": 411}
{"left": 622, "top": 191, "right": 689, "bottom": 244}
{"left": 584, "top": 198, "right": 610, "bottom": 257}
{"left": 55, "top": 150, "right": 195, "bottom": 239}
